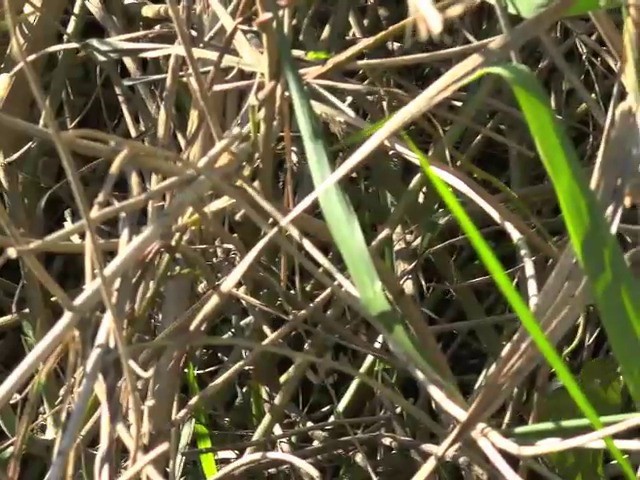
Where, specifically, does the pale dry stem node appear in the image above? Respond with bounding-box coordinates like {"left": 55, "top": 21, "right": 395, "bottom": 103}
{"left": 407, "top": 0, "right": 445, "bottom": 40}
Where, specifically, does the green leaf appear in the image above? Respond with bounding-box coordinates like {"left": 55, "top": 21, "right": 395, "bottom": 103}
{"left": 406, "top": 61, "right": 636, "bottom": 479}
{"left": 474, "top": 63, "right": 639, "bottom": 478}
{"left": 249, "top": 380, "right": 265, "bottom": 426}
{"left": 269, "top": 1, "right": 459, "bottom": 398}
{"left": 497, "top": 0, "right": 621, "bottom": 18}
{"left": 305, "top": 50, "right": 332, "bottom": 61}
{"left": 185, "top": 362, "right": 218, "bottom": 478}
{"left": 473, "top": 64, "right": 640, "bottom": 405}
{"left": 405, "top": 137, "right": 633, "bottom": 479}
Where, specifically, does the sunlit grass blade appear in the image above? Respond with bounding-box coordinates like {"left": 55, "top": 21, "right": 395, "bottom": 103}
{"left": 501, "top": 0, "right": 621, "bottom": 18}
{"left": 403, "top": 60, "right": 637, "bottom": 477}
{"left": 505, "top": 412, "right": 640, "bottom": 438}
{"left": 475, "top": 64, "right": 640, "bottom": 403}
{"left": 185, "top": 362, "right": 218, "bottom": 478}
{"left": 406, "top": 136, "right": 635, "bottom": 480}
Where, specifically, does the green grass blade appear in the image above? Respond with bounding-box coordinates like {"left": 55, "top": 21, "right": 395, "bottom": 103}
{"left": 500, "top": 0, "right": 621, "bottom": 18}
{"left": 249, "top": 380, "right": 265, "bottom": 426}
{"left": 476, "top": 64, "right": 640, "bottom": 403}
{"left": 505, "top": 412, "right": 640, "bottom": 437}
{"left": 270, "top": 4, "right": 636, "bottom": 475}
{"left": 404, "top": 61, "right": 637, "bottom": 477}
{"left": 406, "top": 135, "right": 635, "bottom": 480}
{"left": 185, "top": 362, "right": 218, "bottom": 478}
{"left": 269, "top": 3, "right": 459, "bottom": 398}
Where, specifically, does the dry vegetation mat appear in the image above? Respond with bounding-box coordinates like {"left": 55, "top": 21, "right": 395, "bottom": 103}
{"left": 0, "top": 0, "right": 639, "bottom": 479}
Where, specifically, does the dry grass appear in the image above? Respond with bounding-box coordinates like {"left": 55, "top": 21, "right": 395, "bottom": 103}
{"left": 0, "top": 1, "right": 637, "bottom": 479}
